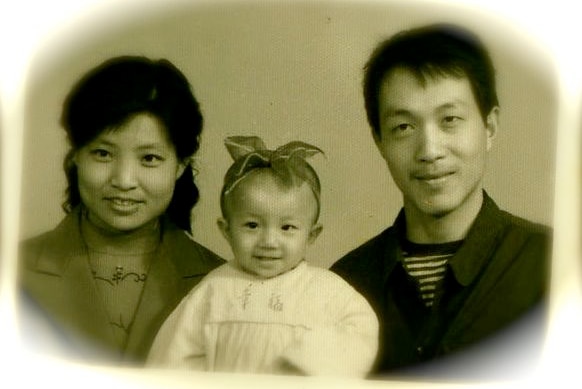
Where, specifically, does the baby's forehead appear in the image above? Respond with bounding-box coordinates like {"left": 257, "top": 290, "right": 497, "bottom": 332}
{"left": 233, "top": 171, "right": 313, "bottom": 200}
{"left": 224, "top": 171, "right": 319, "bottom": 215}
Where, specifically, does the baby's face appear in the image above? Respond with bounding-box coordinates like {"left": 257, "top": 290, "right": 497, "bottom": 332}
{"left": 218, "top": 171, "right": 322, "bottom": 278}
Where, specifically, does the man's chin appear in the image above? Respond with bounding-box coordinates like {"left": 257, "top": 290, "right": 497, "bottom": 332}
{"left": 412, "top": 196, "right": 457, "bottom": 218}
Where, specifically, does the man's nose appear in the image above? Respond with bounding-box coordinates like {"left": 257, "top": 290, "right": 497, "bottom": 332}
{"left": 416, "top": 124, "right": 446, "bottom": 163}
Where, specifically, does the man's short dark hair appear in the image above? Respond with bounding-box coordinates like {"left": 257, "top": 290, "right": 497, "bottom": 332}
{"left": 363, "top": 23, "right": 499, "bottom": 138}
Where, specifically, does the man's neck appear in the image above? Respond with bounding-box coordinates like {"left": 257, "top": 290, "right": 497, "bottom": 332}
{"left": 404, "top": 190, "right": 484, "bottom": 244}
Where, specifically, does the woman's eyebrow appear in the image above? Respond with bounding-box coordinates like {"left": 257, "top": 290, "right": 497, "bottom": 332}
{"left": 89, "top": 138, "right": 115, "bottom": 147}
{"left": 135, "top": 143, "right": 167, "bottom": 151}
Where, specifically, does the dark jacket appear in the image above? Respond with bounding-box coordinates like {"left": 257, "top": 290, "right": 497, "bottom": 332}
{"left": 331, "top": 193, "right": 551, "bottom": 376}
{"left": 19, "top": 207, "right": 224, "bottom": 365}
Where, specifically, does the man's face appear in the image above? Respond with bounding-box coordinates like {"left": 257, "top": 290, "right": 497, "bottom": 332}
{"left": 375, "top": 67, "right": 497, "bottom": 220}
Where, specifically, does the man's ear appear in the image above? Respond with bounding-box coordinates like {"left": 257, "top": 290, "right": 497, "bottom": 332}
{"left": 372, "top": 129, "right": 383, "bottom": 149}
{"left": 217, "top": 218, "right": 230, "bottom": 242}
{"left": 485, "top": 107, "right": 499, "bottom": 151}
{"left": 308, "top": 223, "right": 323, "bottom": 244}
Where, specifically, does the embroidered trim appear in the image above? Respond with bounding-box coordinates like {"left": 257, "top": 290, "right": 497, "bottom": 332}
{"left": 92, "top": 266, "right": 147, "bottom": 286}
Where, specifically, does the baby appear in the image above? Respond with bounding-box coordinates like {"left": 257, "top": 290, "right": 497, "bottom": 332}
{"left": 147, "top": 136, "right": 378, "bottom": 377}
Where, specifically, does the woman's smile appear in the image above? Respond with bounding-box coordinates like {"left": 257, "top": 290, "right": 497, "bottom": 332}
{"left": 75, "top": 113, "right": 184, "bottom": 233}
{"left": 105, "top": 197, "right": 144, "bottom": 214}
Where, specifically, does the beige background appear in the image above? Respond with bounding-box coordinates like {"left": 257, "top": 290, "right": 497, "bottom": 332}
{"left": 19, "top": 1, "right": 556, "bottom": 269}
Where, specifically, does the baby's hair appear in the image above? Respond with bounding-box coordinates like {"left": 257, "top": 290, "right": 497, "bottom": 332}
{"left": 219, "top": 136, "right": 324, "bottom": 221}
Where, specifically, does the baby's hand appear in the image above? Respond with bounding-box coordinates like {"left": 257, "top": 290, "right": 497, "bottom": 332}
{"left": 273, "top": 357, "right": 306, "bottom": 376}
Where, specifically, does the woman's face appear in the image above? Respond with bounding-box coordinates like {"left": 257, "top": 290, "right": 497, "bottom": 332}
{"left": 74, "top": 113, "right": 185, "bottom": 233}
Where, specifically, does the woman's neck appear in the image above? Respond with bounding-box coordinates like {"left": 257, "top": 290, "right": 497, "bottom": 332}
{"left": 81, "top": 208, "right": 161, "bottom": 255}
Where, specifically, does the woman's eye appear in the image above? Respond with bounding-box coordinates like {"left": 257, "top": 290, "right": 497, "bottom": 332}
{"left": 90, "top": 149, "right": 112, "bottom": 161}
{"left": 142, "top": 154, "right": 164, "bottom": 166}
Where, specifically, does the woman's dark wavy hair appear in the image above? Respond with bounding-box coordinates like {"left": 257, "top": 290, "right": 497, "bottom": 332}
{"left": 363, "top": 23, "right": 499, "bottom": 139}
{"left": 61, "top": 56, "right": 203, "bottom": 232}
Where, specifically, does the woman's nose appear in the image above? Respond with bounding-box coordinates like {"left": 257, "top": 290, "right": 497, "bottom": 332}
{"left": 110, "top": 159, "right": 138, "bottom": 190}
{"left": 416, "top": 124, "right": 446, "bottom": 163}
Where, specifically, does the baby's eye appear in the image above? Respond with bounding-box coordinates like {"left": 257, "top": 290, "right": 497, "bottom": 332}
{"left": 142, "top": 154, "right": 164, "bottom": 167}
{"left": 90, "top": 149, "right": 112, "bottom": 161}
{"left": 244, "top": 222, "right": 259, "bottom": 229}
{"left": 281, "top": 224, "right": 297, "bottom": 231}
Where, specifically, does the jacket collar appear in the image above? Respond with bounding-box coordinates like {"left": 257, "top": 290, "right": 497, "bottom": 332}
{"left": 34, "top": 207, "right": 86, "bottom": 276}
{"left": 33, "top": 207, "right": 208, "bottom": 277}
{"left": 447, "top": 192, "right": 505, "bottom": 286}
{"left": 391, "top": 191, "right": 505, "bottom": 287}
{"left": 31, "top": 207, "right": 210, "bottom": 361}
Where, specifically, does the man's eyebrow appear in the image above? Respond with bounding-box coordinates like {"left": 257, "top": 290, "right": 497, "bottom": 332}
{"left": 381, "top": 108, "right": 414, "bottom": 118}
{"left": 436, "top": 101, "right": 468, "bottom": 110}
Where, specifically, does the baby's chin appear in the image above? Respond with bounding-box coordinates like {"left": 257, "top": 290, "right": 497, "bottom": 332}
{"left": 239, "top": 260, "right": 304, "bottom": 279}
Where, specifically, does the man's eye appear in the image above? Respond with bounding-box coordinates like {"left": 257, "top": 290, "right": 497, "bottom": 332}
{"left": 392, "top": 123, "right": 413, "bottom": 133}
{"left": 442, "top": 116, "right": 462, "bottom": 126}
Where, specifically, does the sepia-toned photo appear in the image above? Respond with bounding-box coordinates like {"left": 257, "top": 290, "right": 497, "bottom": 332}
{"left": 1, "top": 1, "right": 578, "bottom": 388}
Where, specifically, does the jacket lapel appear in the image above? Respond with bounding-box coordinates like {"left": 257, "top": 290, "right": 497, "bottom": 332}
{"left": 123, "top": 240, "right": 180, "bottom": 360}
{"left": 439, "top": 194, "right": 507, "bottom": 345}
{"left": 123, "top": 222, "right": 213, "bottom": 360}
{"left": 33, "top": 209, "right": 118, "bottom": 354}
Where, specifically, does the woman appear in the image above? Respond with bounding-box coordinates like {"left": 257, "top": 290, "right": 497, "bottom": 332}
{"left": 19, "top": 56, "right": 224, "bottom": 365}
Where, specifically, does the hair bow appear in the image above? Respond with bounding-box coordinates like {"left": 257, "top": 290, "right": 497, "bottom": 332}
{"left": 222, "top": 136, "right": 324, "bottom": 199}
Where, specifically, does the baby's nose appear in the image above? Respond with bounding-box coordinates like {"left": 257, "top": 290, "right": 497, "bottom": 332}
{"left": 259, "top": 228, "right": 279, "bottom": 247}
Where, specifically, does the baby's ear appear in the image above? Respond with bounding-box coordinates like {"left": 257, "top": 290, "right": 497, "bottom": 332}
{"left": 308, "top": 223, "right": 323, "bottom": 244}
{"left": 217, "top": 218, "right": 230, "bottom": 241}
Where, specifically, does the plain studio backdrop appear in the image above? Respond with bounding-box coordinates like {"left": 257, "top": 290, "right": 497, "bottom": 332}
{"left": 19, "top": 2, "right": 556, "bottom": 270}
{"left": 4, "top": 0, "right": 576, "bottom": 387}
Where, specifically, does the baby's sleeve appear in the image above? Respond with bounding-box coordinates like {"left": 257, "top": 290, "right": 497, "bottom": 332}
{"left": 279, "top": 273, "right": 379, "bottom": 378}
{"left": 146, "top": 281, "right": 211, "bottom": 370}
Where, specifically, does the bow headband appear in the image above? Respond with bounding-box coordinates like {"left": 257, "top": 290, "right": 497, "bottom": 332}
{"left": 222, "top": 136, "right": 324, "bottom": 201}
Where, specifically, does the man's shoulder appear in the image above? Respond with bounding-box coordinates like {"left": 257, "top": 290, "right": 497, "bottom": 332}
{"left": 498, "top": 209, "right": 551, "bottom": 238}
{"left": 491, "top": 206, "right": 552, "bottom": 258}
{"left": 481, "top": 192, "right": 551, "bottom": 239}
{"left": 330, "top": 226, "right": 396, "bottom": 276}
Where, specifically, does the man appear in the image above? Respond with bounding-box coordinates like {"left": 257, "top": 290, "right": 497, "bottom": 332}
{"left": 331, "top": 24, "right": 551, "bottom": 376}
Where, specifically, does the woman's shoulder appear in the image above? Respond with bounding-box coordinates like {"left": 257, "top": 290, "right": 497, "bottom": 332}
{"left": 20, "top": 212, "right": 79, "bottom": 265}
{"left": 160, "top": 224, "right": 226, "bottom": 275}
